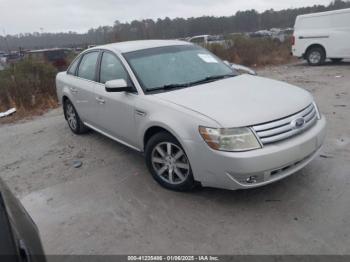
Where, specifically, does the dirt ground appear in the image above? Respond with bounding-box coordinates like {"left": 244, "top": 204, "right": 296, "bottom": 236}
{"left": 0, "top": 61, "right": 349, "bottom": 255}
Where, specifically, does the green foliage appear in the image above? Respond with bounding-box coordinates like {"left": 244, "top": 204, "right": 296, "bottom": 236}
{"left": 0, "top": 59, "right": 58, "bottom": 111}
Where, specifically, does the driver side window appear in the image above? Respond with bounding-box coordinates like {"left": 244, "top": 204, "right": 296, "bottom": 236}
{"left": 100, "top": 52, "right": 130, "bottom": 84}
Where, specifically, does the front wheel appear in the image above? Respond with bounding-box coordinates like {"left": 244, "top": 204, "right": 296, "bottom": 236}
{"left": 306, "top": 47, "right": 326, "bottom": 66}
{"left": 145, "top": 132, "right": 196, "bottom": 191}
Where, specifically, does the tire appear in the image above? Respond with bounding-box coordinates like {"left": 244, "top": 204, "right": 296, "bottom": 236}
{"left": 306, "top": 47, "right": 326, "bottom": 66}
{"left": 331, "top": 58, "right": 343, "bottom": 63}
{"left": 63, "top": 99, "right": 89, "bottom": 134}
{"left": 145, "top": 132, "right": 196, "bottom": 191}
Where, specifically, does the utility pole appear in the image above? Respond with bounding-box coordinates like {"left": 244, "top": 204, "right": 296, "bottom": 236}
{"left": 2, "top": 29, "right": 11, "bottom": 53}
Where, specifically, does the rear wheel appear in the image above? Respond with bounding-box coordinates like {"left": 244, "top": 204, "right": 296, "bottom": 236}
{"left": 145, "top": 132, "right": 196, "bottom": 191}
{"left": 331, "top": 58, "right": 343, "bottom": 63}
{"left": 63, "top": 99, "right": 89, "bottom": 134}
{"left": 306, "top": 47, "right": 326, "bottom": 66}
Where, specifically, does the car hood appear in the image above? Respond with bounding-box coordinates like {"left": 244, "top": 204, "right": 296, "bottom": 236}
{"left": 153, "top": 74, "right": 313, "bottom": 127}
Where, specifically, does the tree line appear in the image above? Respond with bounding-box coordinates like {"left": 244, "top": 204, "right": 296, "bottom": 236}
{"left": 1, "top": 0, "right": 349, "bottom": 51}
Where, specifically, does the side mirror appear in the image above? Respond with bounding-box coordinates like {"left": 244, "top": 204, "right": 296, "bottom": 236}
{"left": 230, "top": 63, "right": 257, "bottom": 76}
{"left": 105, "top": 79, "right": 131, "bottom": 92}
{"left": 223, "top": 60, "right": 231, "bottom": 66}
{"left": 224, "top": 61, "right": 257, "bottom": 76}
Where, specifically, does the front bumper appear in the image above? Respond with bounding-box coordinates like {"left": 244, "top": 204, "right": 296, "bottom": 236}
{"left": 184, "top": 116, "right": 326, "bottom": 190}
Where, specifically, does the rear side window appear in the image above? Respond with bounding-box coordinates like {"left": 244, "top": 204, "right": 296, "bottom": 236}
{"left": 67, "top": 57, "right": 80, "bottom": 75}
{"left": 99, "top": 52, "right": 129, "bottom": 84}
{"left": 77, "top": 52, "right": 99, "bottom": 81}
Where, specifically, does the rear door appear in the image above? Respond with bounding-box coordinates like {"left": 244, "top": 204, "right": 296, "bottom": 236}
{"left": 93, "top": 51, "right": 139, "bottom": 148}
{"left": 70, "top": 51, "right": 100, "bottom": 123}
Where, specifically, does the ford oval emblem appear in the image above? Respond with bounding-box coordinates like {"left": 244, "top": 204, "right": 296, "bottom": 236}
{"left": 291, "top": 117, "right": 306, "bottom": 129}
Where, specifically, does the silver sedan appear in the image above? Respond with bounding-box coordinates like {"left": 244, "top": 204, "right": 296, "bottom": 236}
{"left": 56, "top": 40, "right": 326, "bottom": 191}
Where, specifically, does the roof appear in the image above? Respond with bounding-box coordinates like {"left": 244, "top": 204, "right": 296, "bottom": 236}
{"left": 91, "top": 40, "right": 192, "bottom": 53}
{"left": 297, "top": 7, "right": 350, "bottom": 19}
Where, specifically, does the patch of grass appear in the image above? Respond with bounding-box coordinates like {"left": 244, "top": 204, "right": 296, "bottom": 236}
{"left": 208, "top": 36, "right": 296, "bottom": 67}
{"left": 0, "top": 59, "right": 58, "bottom": 115}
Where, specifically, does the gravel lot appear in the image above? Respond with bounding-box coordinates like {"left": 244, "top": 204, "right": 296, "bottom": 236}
{"left": 0, "top": 61, "right": 349, "bottom": 255}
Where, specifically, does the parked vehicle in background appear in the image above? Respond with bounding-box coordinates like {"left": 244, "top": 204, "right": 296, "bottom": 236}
{"left": 4, "top": 52, "right": 22, "bottom": 64}
{"left": 270, "top": 28, "right": 294, "bottom": 42}
{"left": 24, "top": 48, "right": 72, "bottom": 70}
{"left": 292, "top": 8, "right": 350, "bottom": 66}
{"left": 74, "top": 47, "right": 84, "bottom": 53}
{"left": 246, "top": 28, "right": 293, "bottom": 42}
{"left": 189, "top": 35, "right": 226, "bottom": 46}
{"left": 249, "top": 30, "right": 272, "bottom": 38}
{"left": 56, "top": 40, "right": 326, "bottom": 191}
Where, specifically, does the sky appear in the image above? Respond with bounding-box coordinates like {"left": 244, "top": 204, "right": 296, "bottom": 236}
{"left": 0, "top": 0, "right": 332, "bottom": 35}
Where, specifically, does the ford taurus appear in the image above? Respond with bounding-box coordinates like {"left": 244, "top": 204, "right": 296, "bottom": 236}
{"left": 56, "top": 40, "right": 326, "bottom": 191}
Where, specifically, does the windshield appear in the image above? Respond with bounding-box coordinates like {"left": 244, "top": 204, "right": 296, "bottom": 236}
{"left": 123, "top": 45, "right": 235, "bottom": 92}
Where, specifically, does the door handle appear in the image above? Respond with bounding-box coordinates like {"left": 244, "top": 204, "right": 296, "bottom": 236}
{"left": 96, "top": 97, "right": 106, "bottom": 104}
{"left": 70, "top": 87, "right": 78, "bottom": 94}
{"left": 135, "top": 109, "right": 146, "bottom": 117}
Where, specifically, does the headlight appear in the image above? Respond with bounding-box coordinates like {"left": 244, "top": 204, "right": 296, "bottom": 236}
{"left": 312, "top": 101, "right": 321, "bottom": 120}
{"left": 199, "top": 126, "right": 261, "bottom": 152}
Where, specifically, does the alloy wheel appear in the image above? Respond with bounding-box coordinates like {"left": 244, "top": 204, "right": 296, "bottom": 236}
{"left": 66, "top": 103, "right": 77, "bottom": 131}
{"left": 151, "top": 142, "right": 190, "bottom": 185}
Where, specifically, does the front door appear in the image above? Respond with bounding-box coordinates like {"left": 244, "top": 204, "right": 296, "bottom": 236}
{"left": 93, "top": 51, "right": 138, "bottom": 148}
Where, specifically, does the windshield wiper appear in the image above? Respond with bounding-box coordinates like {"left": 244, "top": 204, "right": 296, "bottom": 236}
{"left": 147, "top": 83, "right": 190, "bottom": 92}
{"left": 146, "top": 74, "right": 236, "bottom": 93}
{"left": 188, "top": 74, "right": 236, "bottom": 86}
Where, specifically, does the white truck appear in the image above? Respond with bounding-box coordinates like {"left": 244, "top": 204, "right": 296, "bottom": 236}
{"left": 292, "top": 8, "right": 350, "bottom": 66}
{"left": 188, "top": 35, "right": 226, "bottom": 46}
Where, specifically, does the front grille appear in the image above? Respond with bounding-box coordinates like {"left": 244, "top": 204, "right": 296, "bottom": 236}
{"left": 252, "top": 103, "right": 318, "bottom": 145}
